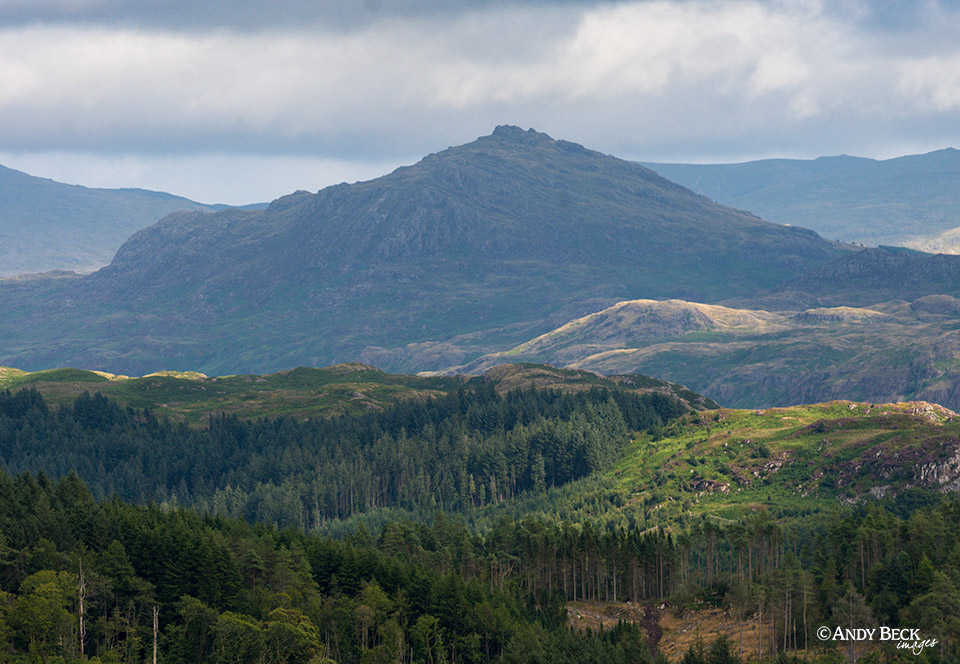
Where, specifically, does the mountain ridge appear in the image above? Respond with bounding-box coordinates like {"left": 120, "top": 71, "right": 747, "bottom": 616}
{"left": 641, "top": 147, "right": 960, "bottom": 248}
{"left": 445, "top": 280, "right": 960, "bottom": 411}
{"left": 0, "top": 126, "right": 849, "bottom": 376}
{"left": 0, "top": 163, "right": 224, "bottom": 276}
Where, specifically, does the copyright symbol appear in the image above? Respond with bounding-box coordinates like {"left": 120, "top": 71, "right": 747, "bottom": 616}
{"left": 817, "top": 626, "right": 831, "bottom": 641}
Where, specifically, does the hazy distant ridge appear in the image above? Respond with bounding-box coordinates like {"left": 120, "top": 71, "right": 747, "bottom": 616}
{"left": 642, "top": 147, "right": 960, "bottom": 248}
{"left": 0, "top": 164, "right": 222, "bottom": 276}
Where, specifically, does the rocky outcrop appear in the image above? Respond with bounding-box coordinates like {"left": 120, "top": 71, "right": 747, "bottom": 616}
{"left": 690, "top": 478, "right": 730, "bottom": 496}
{"left": 792, "top": 306, "right": 890, "bottom": 324}
{"left": 915, "top": 445, "right": 960, "bottom": 491}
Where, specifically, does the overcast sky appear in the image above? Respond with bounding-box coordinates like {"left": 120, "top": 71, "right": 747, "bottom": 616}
{"left": 1, "top": 0, "right": 959, "bottom": 203}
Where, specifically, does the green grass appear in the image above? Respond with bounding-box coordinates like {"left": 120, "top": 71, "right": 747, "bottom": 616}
{"left": 0, "top": 361, "right": 713, "bottom": 425}
{"left": 10, "top": 367, "right": 113, "bottom": 385}
{"left": 324, "top": 397, "right": 960, "bottom": 537}
{"left": 0, "top": 364, "right": 457, "bottom": 424}
{"left": 464, "top": 400, "right": 960, "bottom": 532}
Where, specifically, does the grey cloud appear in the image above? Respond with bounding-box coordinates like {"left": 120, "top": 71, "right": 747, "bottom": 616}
{"left": 0, "top": 0, "right": 406, "bottom": 31}
{"left": 0, "top": 0, "right": 610, "bottom": 31}
{"left": 2, "top": 0, "right": 960, "bottom": 203}
{"left": 4, "top": 0, "right": 959, "bottom": 32}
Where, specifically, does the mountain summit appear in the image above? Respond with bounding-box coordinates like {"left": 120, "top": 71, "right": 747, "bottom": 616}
{"left": 0, "top": 127, "right": 849, "bottom": 375}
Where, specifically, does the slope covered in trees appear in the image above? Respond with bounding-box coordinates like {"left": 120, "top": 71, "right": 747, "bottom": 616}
{"left": 0, "top": 383, "right": 686, "bottom": 529}
{"left": 3, "top": 384, "right": 960, "bottom": 661}
{"left": 3, "top": 468, "right": 959, "bottom": 663}
{"left": 0, "top": 471, "right": 661, "bottom": 664}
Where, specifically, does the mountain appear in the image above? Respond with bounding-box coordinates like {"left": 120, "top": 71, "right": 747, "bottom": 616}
{"left": 641, "top": 147, "right": 960, "bottom": 248}
{"left": 751, "top": 246, "right": 960, "bottom": 307}
{"left": 453, "top": 286, "right": 960, "bottom": 411}
{"left": 0, "top": 164, "right": 233, "bottom": 275}
{"left": 0, "top": 126, "right": 848, "bottom": 376}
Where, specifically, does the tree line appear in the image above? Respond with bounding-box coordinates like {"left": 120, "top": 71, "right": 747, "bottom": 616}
{"left": 0, "top": 385, "right": 684, "bottom": 529}
{"left": 3, "top": 470, "right": 958, "bottom": 663}
{"left": 3, "top": 387, "right": 959, "bottom": 662}
{"left": 0, "top": 470, "right": 666, "bottom": 664}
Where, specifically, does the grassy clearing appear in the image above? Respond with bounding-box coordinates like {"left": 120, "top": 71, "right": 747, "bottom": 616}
{"left": 605, "top": 400, "right": 960, "bottom": 525}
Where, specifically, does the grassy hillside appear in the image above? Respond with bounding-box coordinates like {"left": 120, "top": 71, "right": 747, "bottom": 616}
{"left": 0, "top": 363, "right": 456, "bottom": 423}
{"left": 453, "top": 291, "right": 960, "bottom": 411}
{"left": 613, "top": 401, "right": 958, "bottom": 518}
{"left": 464, "top": 399, "right": 960, "bottom": 534}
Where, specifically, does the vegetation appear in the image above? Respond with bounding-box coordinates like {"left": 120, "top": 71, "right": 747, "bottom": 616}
{"left": 0, "top": 362, "right": 711, "bottom": 425}
{"left": 1, "top": 376, "right": 959, "bottom": 662}
{"left": 0, "top": 471, "right": 663, "bottom": 664}
{"left": 4, "top": 125, "right": 959, "bottom": 664}
{"left": 0, "top": 382, "right": 686, "bottom": 529}
{"left": 452, "top": 400, "right": 960, "bottom": 534}
{"left": 2, "top": 468, "right": 959, "bottom": 662}
{"left": 0, "top": 363, "right": 458, "bottom": 424}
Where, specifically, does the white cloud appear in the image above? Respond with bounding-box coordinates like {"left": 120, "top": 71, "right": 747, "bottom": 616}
{"left": 898, "top": 55, "right": 960, "bottom": 112}
{"left": 1, "top": 0, "right": 960, "bottom": 200}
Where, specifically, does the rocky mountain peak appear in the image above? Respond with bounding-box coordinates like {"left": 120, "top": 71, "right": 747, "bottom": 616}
{"left": 487, "top": 125, "right": 555, "bottom": 146}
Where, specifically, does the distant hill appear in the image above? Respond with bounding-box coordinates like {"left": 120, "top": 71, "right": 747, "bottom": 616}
{"left": 453, "top": 285, "right": 960, "bottom": 411}
{"left": 0, "top": 164, "right": 220, "bottom": 275}
{"left": 0, "top": 361, "right": 715, "bottom": 424}
{"left": 642, "top": 148, "right": 960, "bottom": 248}
{"left": 0, "top": 126, "right": 848, "bottom": 376}
{"left": 735, "top": 246, "right": 960, "bottom": 310}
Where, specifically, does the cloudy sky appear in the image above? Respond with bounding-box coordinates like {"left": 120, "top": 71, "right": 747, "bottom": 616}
{"left": 1, "top": 0, "right": 959, "bottom": 203}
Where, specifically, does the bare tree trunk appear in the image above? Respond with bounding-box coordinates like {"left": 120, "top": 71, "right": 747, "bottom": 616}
{"left": 757, "top": 599, "right": 763, "bottom": 662}
{"left": 773, "top": 593, "right": 778, "bottom": 657}
{"left": 737, "top": 592, "right": 743, "bottom": 659}
{"left": 860, "top": 535, "right": 867, "bottom": 592}
{"left": 153, "top": 606, "right": 159, "bottom": 664}
{"left": 803, "top": 576, "right": 809, "bottom": 659}
{"left": 784, "top": 584, "right": 789, "bottom": 653}
{"left": 78, "top": 556, "right": 86, "bottom": 661}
